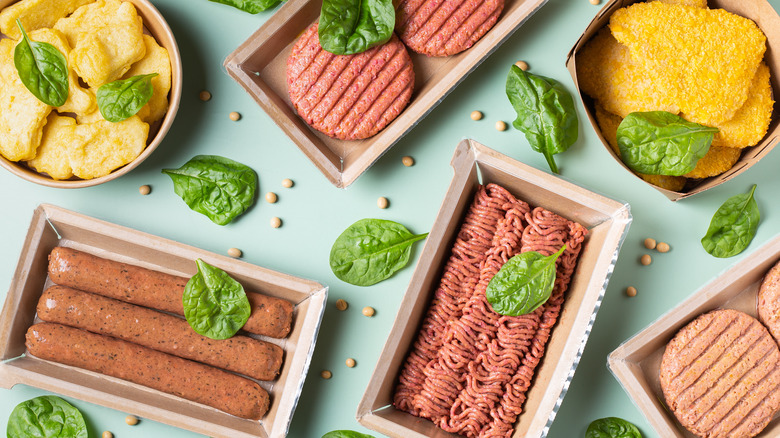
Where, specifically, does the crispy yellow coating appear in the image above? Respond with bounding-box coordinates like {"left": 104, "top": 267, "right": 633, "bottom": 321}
{"left": 654, "top": 0, "right": 706, "bottom": 7}
{"left": 689, "top": 63, "right": 773, "bottom": 149}
{"left": 0, "top": 38, "right": 51, "bottom": 162}
{"left": 684, "top": 147, "right": 741, "bottom": 179}
{"left": 123, "top": 35, "right": 171, "bottom": 124}
{"left": 577, "top": 28, "right": 679, "bottom": 118}
{"left": 0, "top": 0, "right": 91, "bottom": 39}
{"left": 610, "top": 2, "right": 766, "bottom": 125}
{"left": 28, "top": 28, "right": 95, "bottom": 115}
{"left": 25, "top": 114, "right": 77, "bottom": 180}
{"left": 54, "top": 0, "right": 145, "bottom": 87}
{"left": 593, "top": 105, "right": 687, "bottom": 192}
{"left": 67, "top": 116, "right": 149, "bottom": 179}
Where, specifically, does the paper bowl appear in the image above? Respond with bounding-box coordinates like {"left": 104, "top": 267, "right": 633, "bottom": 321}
{"left": 0, "top": 0, "right": 182, "bottom": 188}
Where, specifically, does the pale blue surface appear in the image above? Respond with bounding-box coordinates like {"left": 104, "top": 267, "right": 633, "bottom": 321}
{"left": 1, "top": 0, "right": 780, "bottom": 437}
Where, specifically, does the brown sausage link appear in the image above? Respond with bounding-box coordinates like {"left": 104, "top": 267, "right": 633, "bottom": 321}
{"left": 47, "top": 247, "right": 294, "bottom": 338}
{"left": 26, "top": 323, "right": 270, "bottom": 420}
{"left": 37, "top": 285, "right": 283, "bottom": 381}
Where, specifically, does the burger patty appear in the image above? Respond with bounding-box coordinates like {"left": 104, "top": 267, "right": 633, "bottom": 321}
{"left": 395, "top": 0, "right": 504, "bottom": 57}
{"left": 660, "top": 309, "right": 780, "bottom": 438}
{"left": 286, "top": 23, "right": 414, "bottom": 140}
{"left": 758, "top": 259, "right": 780, "bottom": 343}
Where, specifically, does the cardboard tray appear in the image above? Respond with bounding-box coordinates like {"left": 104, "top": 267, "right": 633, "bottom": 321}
{"left": 224, "top": 0, "right": 547, "bottom": 188}
{"left": 0, "top": 205, "right": 327, "bottom": 438}
{"left": 608, "top": 234, "right": 780, "bottom": 437}
{"left": 356, "top": 139, "right": 632, "bottom": 438}
{"left": 565, "top": 0, "right": 780, "bottom": 201}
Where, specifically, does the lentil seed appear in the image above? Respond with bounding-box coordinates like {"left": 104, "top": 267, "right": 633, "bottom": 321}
{"left": 644, "top": 238, "right": 657, "bottom": 250}
{"left": 657, "top": 242, "right": 671, "bottom": 253}
{"left": 402, "top": 156, "right": 414, "bottom": 167}
{"left": 346, "top": 358, "right": 356, "bottom": 368}
{"left": 640, "top": 254, "right": 652, "bottom": 266}
{"left": 495, "top": 120, "right": 507, "bottom": 131}
{"left": 227, "top": 247, "right": 242, "bottom": 258}
{"left": 362, "top": 306, "right": 375, "bottom": 317}
{"left": 229, "top": 111, "right": 241, "bottom": 121}
{"left": 336, "top": 299, "right": 348, "bottom": 311}
{"left": 265, "top": 192, "right": 278, "bottom": 203}
{"left": 139, "top": 185, "right": 151, "bottom": 195}
{"left": 626, "top": 286, "right": 637, "bottom": 297}
{"left": 471, "top": 110, "right": 483, "bottom": 121}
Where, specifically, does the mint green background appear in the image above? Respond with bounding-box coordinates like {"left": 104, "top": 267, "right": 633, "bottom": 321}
{"left": 1, "top": 0, "right": 779, "bottom": 437}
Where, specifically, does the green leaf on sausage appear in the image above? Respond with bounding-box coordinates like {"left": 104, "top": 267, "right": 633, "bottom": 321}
{"left": 486, "top": 245, "right": 565, "bottom": 316}
{"left": 701, "top": 184, "right": 760, "bottom": 258}
{"left": 586, "top": 417, "right": 643, "bottom": 438}
{"left": 318, "top": 0, "right": 394, "bottom": 55}
{"left": 13, "top": 20, "right": 69, "bottom": 107}
{"left": 617, "top": 111, "right": 718, "bottom": 176}
{"left": 6, "top": 395, "right": 88, "bottom": 438}
{"left": 183, "top": 259, "right": 251, "bottom": 340}
{"left": 329, "top": 218, "right": 427, "bottom": 286}
{"left": 322, "top": 431, "right": 376, "bottom": 438}
{"left": 505, "top": 65, "right": 578, "bottom": 174}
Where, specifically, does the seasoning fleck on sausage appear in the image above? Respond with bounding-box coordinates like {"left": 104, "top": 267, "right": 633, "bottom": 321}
{"left": 26, "top": 323, "right": 270, "bottom": 420}
{"left": 47, "top": 247, "right": 294, "bottom": 338}
{"left": 37, "top": 286, "right": 283, "bottom": 381}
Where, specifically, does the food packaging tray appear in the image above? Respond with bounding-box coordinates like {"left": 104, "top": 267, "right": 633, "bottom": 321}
{"left": 356, "top": 139, "right": 632, "bottom": 438}
{"left": 608, "top": 234, "right": 780, "bottom": 437}
{"left": 0, "top": 204, "right": 327, "bottom": 438}
{"left": 565, "top": 0, "right": 780, "bottom": 201}
{"left": 224, "top": 0, "right": 547, "bottom": 188}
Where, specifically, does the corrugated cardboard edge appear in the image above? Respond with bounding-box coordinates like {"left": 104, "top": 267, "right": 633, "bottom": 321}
{"left": 607, "top": 234, "right": 780, "bottom": 437}
{"left": 356, "top": 139, "right": 632, "bottom": 438}
{"left": 0, "top": 204, "right": 328, "bottom": 438}
{"left": 565, "top": 0, "right": 780, "bottom": 201}
{"left": 223, "top": 0, "right": 549, "bottom": 189}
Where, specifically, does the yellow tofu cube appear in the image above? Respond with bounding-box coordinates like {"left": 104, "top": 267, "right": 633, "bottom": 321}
{"left": 68, "top": 115, "right": 148, "bottom": 179}
{"left": 0, "top": 0, "right": 91, "bottom": 39}
{"left": 25, "top": 114, "right": 77, "bottom": 180}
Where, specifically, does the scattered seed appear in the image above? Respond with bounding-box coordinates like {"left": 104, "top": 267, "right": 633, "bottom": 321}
{"left": 229, "top": 111, "right": 241, "bottom": 121}
{"left": 346, "top": 358, "right": 356, "bottom": 368}
{"left": 495, "top": 120, "right": 507, "bottom": 131}
{"left": 281, "top": 178, "right": 294, "bottom": 188}
{"left": 626, "top": 286, "right": 637, "bottom": 297}
{"left": 362, "top": 306, "right": 375, "bottom": 317}
{"left": 470, "top": 110, "right": 483, "bottom": 121}
{"left": 265, "top": 192, "right": 278, "bottom": 203}
{"left": 321, "top": 370, "right": 332, "bottom": 379}
{"left": 644, "top": 238, "right": 657, "bottom": 250}
{"left": 125, "top": 415, "right": 139, "bottom": 426}
{"left": 514, "top": 60, "right": 529, "bottom": 71}
{"left": 138, "top": 184, "right": 151, "bottom": 195}
{"left": 589, "top": 0, "right": 601, "bottom": 5}
{"left": 402, "top": 156, "right": 414, "bottom": 167}
{"left": 102, "top": 432, "right": 113, "bottom": 438}
{"left": 640, "top": 254, "right": 652, "bottom": 266}
{"left": 377, "top": 197, "right": 389, "bottom": 209}
{"left": 657, "top": 242, "right": 671, "bottom": 253}
{"left": 199, "top": 90, "right": 211, "bottom": 101}
{"left": 270, "top": 217, "right": 282, "bottom": 228}
{"left": 336, "top": 299, "right": 348, "bottom": 311}
{"left": 227, "top": 247, "right": 242, "bottom": 258}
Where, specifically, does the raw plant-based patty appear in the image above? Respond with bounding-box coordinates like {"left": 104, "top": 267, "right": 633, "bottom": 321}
{"left": 660, "top": 309, "right": 780, "bottom": 438}
{"left": 395, "top": 0, "right": 504, "bottom": 56}
{"left": 758, "top": 259, "right": 780, "bottom": 342}
{"left": 286, "top": 23, "right": 414, "bottom": 140}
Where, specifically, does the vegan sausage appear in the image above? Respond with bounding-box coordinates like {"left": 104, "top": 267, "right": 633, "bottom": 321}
{"left": 47, "top": 247, "right": 294, "bottom": 338}
{"left": 26, "top": 323, "right": 270, "bottom": 420}
{"left": 37, "top": 285, "right": 283, "bottom": 381}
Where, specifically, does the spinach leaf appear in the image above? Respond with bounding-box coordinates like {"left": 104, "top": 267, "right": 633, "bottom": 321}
{"left": 13, "top": 20, "right": 68, "bottom": 107}
{"left": 330, "top": 218, "right": 428, "bottom": 286}
{"left": 97, "top": 73, "right": 158, "bottom": 123}
{"left": 586, "top": 417, "right": 642, "bottom": 438}
{"left": 617, "top": 111, "right": 718, "bottom": 176}
{"left": 486, "top": 245, "right": 565, "bottom": 316}
{"left": 162, "top": 155, "right": 257, "bottom": 226}
{"left": 318, "top": 0, "right": 394, "bottom": 55}
{"left": 6, "top": 395, "right": 88, "bottom": 438}
{"left": 505, "top": 65, "right": 578, "bottom": 174}
{"left": 322, "top": 431, "right": 376, "bottom": 438}
{"left": 701, "top": 184, "right": 760, "bottom": 258}
{"left": 208, "top": 0, "right": 283, "bottom": 13}
{"left": 183, "top": 259, "right": 251, "bottom": 340}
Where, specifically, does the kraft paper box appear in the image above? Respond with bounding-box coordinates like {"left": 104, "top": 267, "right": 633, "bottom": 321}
{"left": 356, "top": 139, "right": 631, "bottom": 438}
{"left": 224, "top": 0, "right": 547, "bottom": 188}
{"left": 609, "top": 234, "right": 780, "bottom": 437}
{"left": 565, "top": 0, "right": 780, "bottom": 201}
{"left": 0, "top": 205, "right": 327, "bottom": 438}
